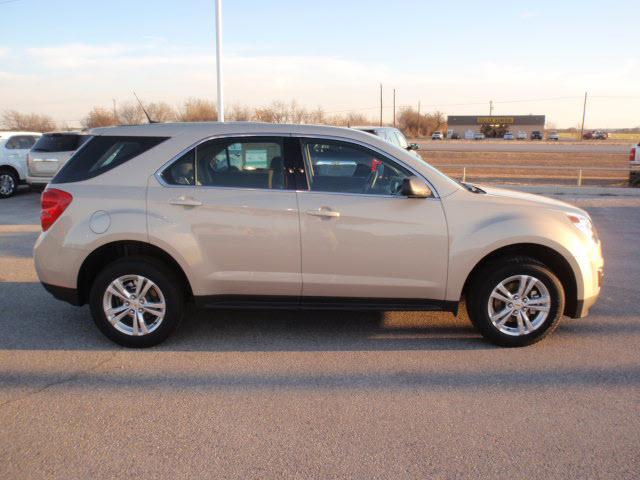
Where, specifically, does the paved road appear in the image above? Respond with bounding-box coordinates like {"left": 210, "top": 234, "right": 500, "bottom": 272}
{"left": 414, "top": 140, "right": 631, "bottom": 154}
{"left": 1, "top": 189, "right": 639, "bottom": 479}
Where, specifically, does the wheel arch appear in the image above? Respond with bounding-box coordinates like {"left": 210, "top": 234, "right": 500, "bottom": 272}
{"left": 0, "top": 164, "right": 20, "bottom": 178}
{"left": 461, "top": 243, "right": 579, "bottom": 317}
{"left": 77, "top": 240, "right": 193, "bottom": 305}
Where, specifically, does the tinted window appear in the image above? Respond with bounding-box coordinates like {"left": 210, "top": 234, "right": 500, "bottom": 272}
{"left": 6, "top": 135, "right": 38, "bottom": 150}
{"left": 303, "top": 140, "right": 411, "bottom": 195}
{"left": 195, "top": 137, "right": 285, "bottom": 190}
{"left": 32, "top": 134, "right": 88, "bottom": 152}
{"left": 161, "top": 149, "right": 195, "bottom": 186}
{"left": 52, "top": 135, "right": 168, "bottom": 183}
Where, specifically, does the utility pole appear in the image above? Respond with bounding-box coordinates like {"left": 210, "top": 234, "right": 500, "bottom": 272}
{"left": 379, "top": 84, "right": 383, "bottom": 126}
{"left": 214, "top": 0, "right": 225, "bottom": 122}
{"left": 417, "top": 101, "right": 421, "bottom": 136}
{"left": 112, "top": 99, "right": 117, "bottom": 122}
{"left": 393, "top": 88, "right": 396, "bottom": 127}
{"left": 580, "top": 91, "right": 588, "bottom": 141}
{"left": 489, "top": 99, "right": 494, "bottom": 116}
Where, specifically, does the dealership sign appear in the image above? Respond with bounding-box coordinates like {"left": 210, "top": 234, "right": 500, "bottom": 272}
{"left": 476, "top": 117, "right": 515, "bottom": 125}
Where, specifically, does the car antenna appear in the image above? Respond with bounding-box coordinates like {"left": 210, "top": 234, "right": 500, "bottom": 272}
{"left": 133, "top": 91, "right": 157, "bottom": 124}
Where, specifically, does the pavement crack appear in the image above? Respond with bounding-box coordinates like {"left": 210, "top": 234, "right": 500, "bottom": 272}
{"left": 0, "top": 350, "right": 120, "bottom": 410}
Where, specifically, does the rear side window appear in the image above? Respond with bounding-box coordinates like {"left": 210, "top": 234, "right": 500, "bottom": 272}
{"left": 32, "top": 134, "right": 89, "bottom": 152}
{"left": 52, "top": 136, "right": 168, "bottom": 183}
{"left": 6, "top": 135, "right": 38, "bottom": 150}
{"left": 196, "top": 137, "right": 286, "bottom": 190}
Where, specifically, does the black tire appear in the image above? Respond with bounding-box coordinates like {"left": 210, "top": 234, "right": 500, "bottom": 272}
{"left": 89, "top": 256, "right": 185, "bottom": 347}
{"left": 0, "top": 168, "right": 19, "bottom": 199}
{"left": 466, "top": 257, "right": 565, "bottom": 347}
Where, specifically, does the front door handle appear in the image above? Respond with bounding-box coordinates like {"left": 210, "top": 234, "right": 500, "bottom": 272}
{"left": 169, "top": 196, "right": 202, "bottom": 207}
{"left": 306, "top": 207, "right": 340, "bottom": 218}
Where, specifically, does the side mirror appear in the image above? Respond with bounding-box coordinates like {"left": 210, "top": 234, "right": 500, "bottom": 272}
{"left": 401, "top": 176, "right": 432, "bottom": 198}
{"left": 407, "top": 143, "right": 420, "bottom": 151}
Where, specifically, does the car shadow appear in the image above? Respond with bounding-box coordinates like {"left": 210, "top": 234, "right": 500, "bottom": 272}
{"left": 1, "top": 281, "right": 640, "bottom": 352}
{"left": 0, "top": 281, "right": 493, "bottom": 352}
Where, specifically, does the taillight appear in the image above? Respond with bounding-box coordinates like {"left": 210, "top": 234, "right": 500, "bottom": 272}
{"left": 41, "top": 188, "right": 73, "bottom": 231}
{"left": 631, "top": 147, "right": 637, "bottom": 162}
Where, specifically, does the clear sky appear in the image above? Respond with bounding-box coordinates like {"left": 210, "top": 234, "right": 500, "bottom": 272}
{"left": 1, "top": 0, "right": 638, "bottom": 127}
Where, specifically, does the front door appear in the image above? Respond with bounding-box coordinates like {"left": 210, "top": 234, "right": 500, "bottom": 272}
{"left": 148, "top": 136, "right": 302, "bottom": 300}
{"left": 295, "top": 138, "right": 449, "bottom": 302}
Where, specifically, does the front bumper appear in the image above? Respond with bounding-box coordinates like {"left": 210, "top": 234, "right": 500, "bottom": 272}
{"left": 574, "top": 292, "right": 600, "bottom": 318}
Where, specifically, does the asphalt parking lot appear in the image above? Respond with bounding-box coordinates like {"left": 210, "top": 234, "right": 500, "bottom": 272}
{"left": 1, "top": 188, "right": 639, "bottom": 479}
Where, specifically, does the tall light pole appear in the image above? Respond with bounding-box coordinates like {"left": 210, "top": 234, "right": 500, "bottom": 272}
{"left": 215, "top": 0, "right": 225, "bottom": 122}
{"left": 580, "top": 91, "right": 588, "bottom": 141}
{"left": 379, "top": 84, "right": 383, "bottom": 126}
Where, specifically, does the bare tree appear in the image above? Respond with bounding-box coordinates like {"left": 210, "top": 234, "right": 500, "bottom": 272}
{"left": 82, "top": 107, "right": 117, "bottom": 129}
{"left": 227, "top": 103, "right": 252, "bottom": 121}
{"left": 178, "top": 98, "right": 218, "bottom": 122}
{"left": 305, "top": 107, "right": 326, "bottom": 124}
{"left": 1, "top": 110, "right": 56, "bottom": 132}
{"left": 145, "top": 102, "right": 177, "bottom": 122}
{"left": 398, "top": 107, "right": 447, "bottom": 137}
{"left": 117, "top": 102, "right": 145, "bottom": 125}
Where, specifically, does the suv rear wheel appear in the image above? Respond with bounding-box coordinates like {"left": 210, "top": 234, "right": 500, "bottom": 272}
{"left": 89, "top": 257, "right": 184, "bottom": 347}
{"left": 466, "top": 257, "right": 565, "bottom": 347}
{"left": 0, "top": 169, "right": 18, "bottom": 198}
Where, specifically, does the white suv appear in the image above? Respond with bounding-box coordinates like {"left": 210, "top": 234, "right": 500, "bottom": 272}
{"left": 0, "top": 131, "right": 41, "bottom": 198}
{"left": 34, "top": 122, "right": 603, "bottom": 348}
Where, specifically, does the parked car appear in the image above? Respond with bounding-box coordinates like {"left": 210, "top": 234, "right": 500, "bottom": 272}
{"left": 503, "top": 132, "right": 514, "bottom": 140}
{"left": 593, "top": 131, "right": 608, "bottom": 140}
{"left": 449, "top": 132, "right": 460, "bottom": 140}
{"left": 516, "top": 131, "right": 527, "bottom": 140}
{"left": 34, "top": 122, "right": 603, "bottom": 348}
{"left": 27, "top": 131, "right": 90, "bottom": 188}
{"left": 473, "top": 132, "right": 485, "bottom": 140}
{"left": 548, "top": 132, "right": 560, "bottom": 141}
{"left": 351, "top": 126, "right": 420, "bottom": 157}
{"left": 431, "top": 131, "right": 443, "bottom": 140}
{"left": 0, "top": 131, "right": 41, "bottom": 198}
{"left": 582, "top": 131, "right": 594, "bottom": 140}
{"left": 531, "top": 131, "right": 543, "bottom": 140}
{"left": 630, "top": 143, "right": 640, "bottom": 187}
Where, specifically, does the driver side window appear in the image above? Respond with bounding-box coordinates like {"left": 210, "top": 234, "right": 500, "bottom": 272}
{"left": 302, "top": 140, "right": 411, "bottom": 196}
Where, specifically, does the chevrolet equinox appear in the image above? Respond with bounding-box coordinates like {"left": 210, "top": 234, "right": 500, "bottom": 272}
{"left": 34, "top": 122, "right": 603, "bottom": 347}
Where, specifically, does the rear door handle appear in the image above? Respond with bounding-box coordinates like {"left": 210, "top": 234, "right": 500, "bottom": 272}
{"left": 169, "top": 196, "right": 202, "bottom": 207}
{"left": 306, "top": 208, "right": 340, "bottom": 218}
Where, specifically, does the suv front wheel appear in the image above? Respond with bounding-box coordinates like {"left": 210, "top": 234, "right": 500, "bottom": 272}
{"left": 466, "top": 257, "right": 565, "bottom": 347}
{"left": 89, "top": 257, "right": 184, "bottom": 347}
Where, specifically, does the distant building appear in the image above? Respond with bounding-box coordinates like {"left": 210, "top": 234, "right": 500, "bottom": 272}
{"left": 447, "top": 115, "right": 546, "bottom": 138}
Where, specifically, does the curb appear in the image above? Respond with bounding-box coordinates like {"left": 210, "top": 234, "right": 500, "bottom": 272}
{"left": 486, "top": 184, "right": 640, "bottom": 197}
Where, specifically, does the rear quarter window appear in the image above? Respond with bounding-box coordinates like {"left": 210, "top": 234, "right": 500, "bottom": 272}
{"left": 51, "top": 135, "right": 168, "bottom": 184}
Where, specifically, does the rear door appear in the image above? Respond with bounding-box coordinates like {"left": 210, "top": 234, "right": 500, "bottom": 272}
{"left": 148, "top": 136, "right": 304, "bottom": 301}
{"left": 294, "top": 137, "right": 449, "bottom": 303}
{"left": 5, "top": 135, "right": 39, "bottom": 178}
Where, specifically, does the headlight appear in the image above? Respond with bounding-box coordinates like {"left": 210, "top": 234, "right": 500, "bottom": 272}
{"left": 567, "top": 213, "right": 598, "bottom": 243}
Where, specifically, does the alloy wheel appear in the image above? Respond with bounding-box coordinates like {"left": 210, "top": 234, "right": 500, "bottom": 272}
{"left": 0, "top": 174, "right": 15, "bottom": 196}
{"left": 102, "top": 275, "right": 166, "bottom": 336}
{"left": 487, "top": 274, "right": 551, "bottom": 336}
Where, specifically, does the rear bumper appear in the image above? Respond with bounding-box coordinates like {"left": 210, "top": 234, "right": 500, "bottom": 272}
{"left": 41, "top": 282, "right": 82, "bottom": 306}
{"left": 26, "top": 176, "right": 51, "bottom": 186}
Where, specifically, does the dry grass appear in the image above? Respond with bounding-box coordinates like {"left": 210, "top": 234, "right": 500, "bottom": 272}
{"left": 425, "top": 151, "right": 631, "bottom": 186}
